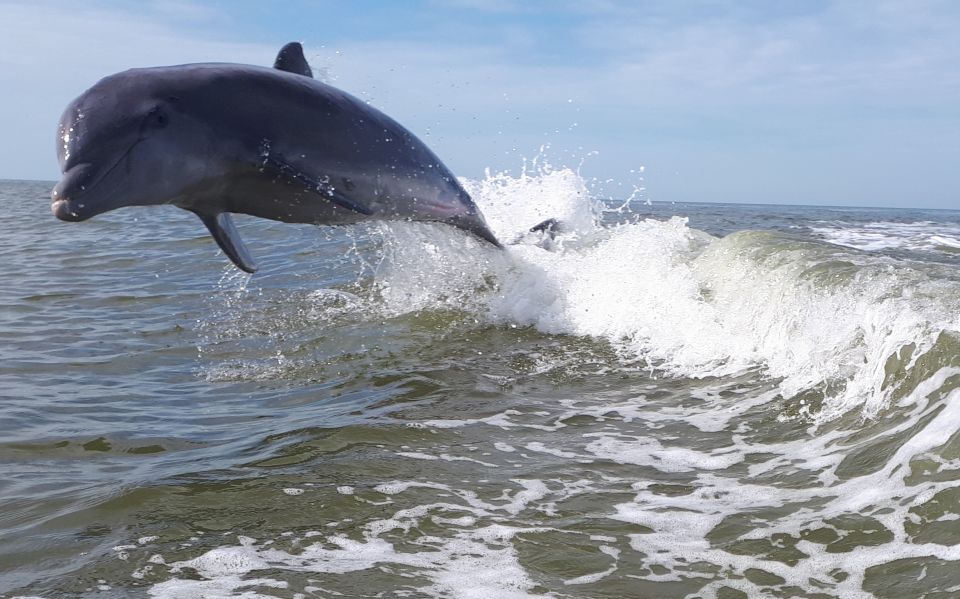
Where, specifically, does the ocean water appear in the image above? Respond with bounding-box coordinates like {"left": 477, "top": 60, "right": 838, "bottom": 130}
{"left": 2, "top": 173, "right": 960, "bottom": 599}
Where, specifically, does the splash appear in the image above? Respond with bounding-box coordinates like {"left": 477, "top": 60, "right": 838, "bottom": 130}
{"left": 368, "top": 167, "right": 960, "bottom": 422}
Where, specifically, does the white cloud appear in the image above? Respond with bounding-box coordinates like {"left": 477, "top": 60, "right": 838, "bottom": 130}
{"left": 149, "top": 0, "right": 222, "bottom": 21}
{"left": 431, "top": 0, "right": 524, "bottom": 13}
{"left": 575, "top": 1, "right": 960, "bottom": 107}
{"left": 2, "top": 0, "right": 958, "bottom": 206}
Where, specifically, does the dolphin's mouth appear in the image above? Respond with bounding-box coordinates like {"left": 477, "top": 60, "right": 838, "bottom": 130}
{"left": 51, "top": 198, "right": 88, "bottom": 221}
{"left": 51, "top": 137, "right": 143, "bottom": 222}
{"left": 51, "top": 162, "right": 96, "bottom": 221}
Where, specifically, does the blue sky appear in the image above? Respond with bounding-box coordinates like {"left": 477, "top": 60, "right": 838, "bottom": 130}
{"left": 1, "top": 0, "right": 958, "bottom": 207}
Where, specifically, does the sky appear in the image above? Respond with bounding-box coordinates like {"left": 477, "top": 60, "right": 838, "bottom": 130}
{"left": 1, "top": 0, "right": 958, "bottom": 208}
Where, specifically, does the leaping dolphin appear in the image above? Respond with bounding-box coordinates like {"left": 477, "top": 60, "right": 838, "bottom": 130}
{"left": 51, "top": 42, "right": 501, "bottom": 273}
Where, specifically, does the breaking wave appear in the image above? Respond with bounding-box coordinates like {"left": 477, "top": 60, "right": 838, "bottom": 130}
{"left": 367, "top": 167, "right": 960, "bottom": 423}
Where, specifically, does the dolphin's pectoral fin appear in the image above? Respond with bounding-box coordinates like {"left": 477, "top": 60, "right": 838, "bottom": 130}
{"left": 263, "top": 155, "right": 374, "bottom": 216}
{"left": 273, "top": 42, "right": 314, "bottom": 78}
{"left": 192, "top": 210, "right": 258, "bottom": 273}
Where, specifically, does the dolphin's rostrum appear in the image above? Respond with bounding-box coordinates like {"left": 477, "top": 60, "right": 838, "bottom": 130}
{"left": 52, "top": 42, "right": 501, "bottom": 273}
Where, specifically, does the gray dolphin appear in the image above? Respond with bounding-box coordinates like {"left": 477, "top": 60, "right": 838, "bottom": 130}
{"left": 52, "top": 42, "right": 501, "bottom": 273}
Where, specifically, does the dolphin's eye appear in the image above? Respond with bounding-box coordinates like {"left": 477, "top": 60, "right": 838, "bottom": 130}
{"left": 147, "top": 107, "right": 168, "bottom": 129}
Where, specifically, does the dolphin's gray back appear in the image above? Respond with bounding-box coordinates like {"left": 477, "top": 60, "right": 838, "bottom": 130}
{"left": 149, "top": 63, "right": 494, "bottom": 242}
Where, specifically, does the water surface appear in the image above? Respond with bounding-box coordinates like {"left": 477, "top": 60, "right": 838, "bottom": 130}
{"left": 2, "top": 174, "right": 960, "bottom": 598}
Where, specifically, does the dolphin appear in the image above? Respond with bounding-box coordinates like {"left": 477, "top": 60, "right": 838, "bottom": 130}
{"left": 52, "top": 42, "right": 501, "bottom": 273}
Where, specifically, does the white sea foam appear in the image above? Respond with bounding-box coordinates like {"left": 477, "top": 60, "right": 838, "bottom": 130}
{"left": 149, "top": 519, "right": 545, "bottom": 599}
{"left": 811, "top": 220, "right": 960, "bottom": 254}
{"left": 143, "top": 382, "right": 960, "bottom": 597}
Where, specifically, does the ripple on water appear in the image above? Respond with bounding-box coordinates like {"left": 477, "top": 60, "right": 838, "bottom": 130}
{"left": 4, "top": 178, "right": 960, "bottom": 598}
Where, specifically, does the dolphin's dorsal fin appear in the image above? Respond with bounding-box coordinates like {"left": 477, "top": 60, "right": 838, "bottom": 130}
{"left": 273, "top": 42, "right": 313, "bottom": 78}
{"left": 192, "top": 210, "right": 258, "bottom": 273}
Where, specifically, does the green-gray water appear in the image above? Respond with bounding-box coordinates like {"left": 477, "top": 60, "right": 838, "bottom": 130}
{"left": 3, "top": 175, "right": 960, "bottom": 598}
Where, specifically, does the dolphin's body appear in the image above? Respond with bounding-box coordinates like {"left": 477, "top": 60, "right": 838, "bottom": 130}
{"left": 52, "top": 42, "right": 500, "bottom": 273}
